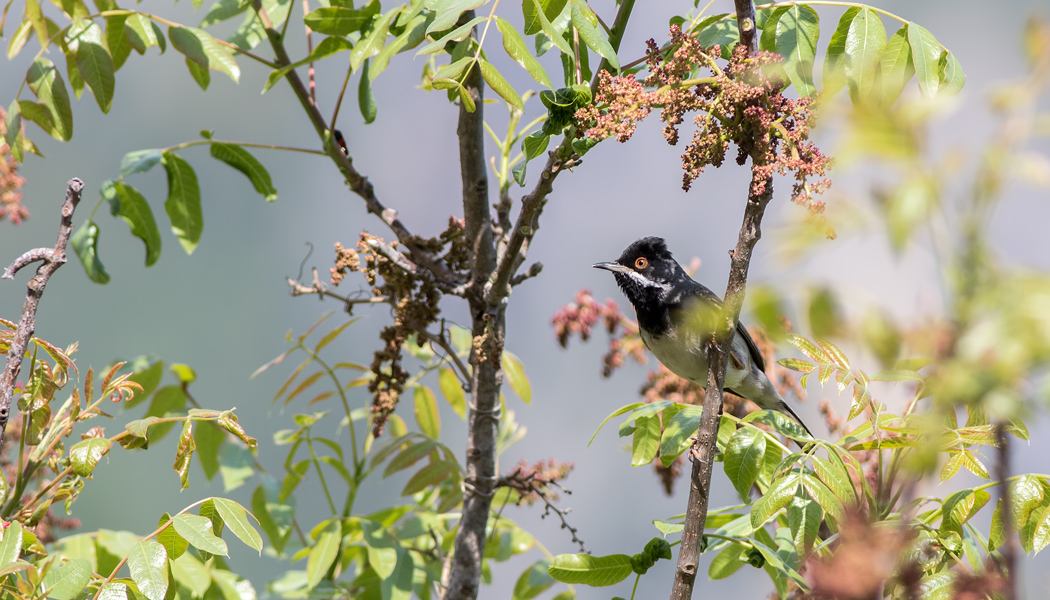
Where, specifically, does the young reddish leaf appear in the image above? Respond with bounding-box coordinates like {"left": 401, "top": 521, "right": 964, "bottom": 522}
{"left": 173, "top": 419, "right": 196, "bottom": 489}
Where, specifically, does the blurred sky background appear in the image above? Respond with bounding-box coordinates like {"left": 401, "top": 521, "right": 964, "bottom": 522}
{"left": 2, "top": 0, "right": 1050, "bottom": 598}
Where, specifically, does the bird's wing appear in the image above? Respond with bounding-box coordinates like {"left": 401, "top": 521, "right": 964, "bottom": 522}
{"left": 682, "top": 279, "right": 767, "bottom": 372}
{"left": 735, "top": 320, "right": 766, "bottom": 373}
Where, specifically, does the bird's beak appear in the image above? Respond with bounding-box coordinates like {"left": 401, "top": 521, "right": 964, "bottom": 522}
{"left": 593, "top": 261, "right": 630, "bottom": 274}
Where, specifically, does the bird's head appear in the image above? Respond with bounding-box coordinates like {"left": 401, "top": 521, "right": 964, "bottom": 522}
{"left": 593, "top": 237, "right": 686, "bottom": 308}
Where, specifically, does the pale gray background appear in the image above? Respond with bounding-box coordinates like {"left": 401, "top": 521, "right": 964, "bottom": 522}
{"left": 2, "top": 0, "right": 1049, "bottom": 598}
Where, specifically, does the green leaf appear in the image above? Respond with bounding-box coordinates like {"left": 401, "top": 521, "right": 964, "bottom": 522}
{"left": 383, "top": 439, "right": 436, "bottom": 476}
{"left": 426, "top": 0, "right": 487, "bottom": 34}
{"left": 351, "top": 7, "right": 398, "bottom": 72}
{"left": 786, "top": 490, "right": 823, "bottom": 556}
{"left": 630, "top": 415, "right": 660, "bottom": 467}
{"left": 72, "top": 220, "right": 111, "bottom": 284}
{"left": 438, "top": 367, "right": 467, "bottom": 419}
{"left": 774, "top": 4, "right": 818, "bottom": 97}
{"left": 654, "top": 404, "right": 701, "bottom": 465}
{"left": 127, "top": 540, "right": 168, "bottom": 600}
{"left": 157, "top": 514, "right": 189, "bottom": 560}
{"left": 169, "top": 554, "right": 210, "bottom": 598}
{"left": 695, "top": 16, "right": 738, "bottom": 58}
{"left": 547, "top": 553, "right": 633, "bottom": 586}
{"left": 416, "top": 16, "right": 485, "bottom": 56}
{"left": 801, "top": 473, "right": 845, "bottom": 523}
{"left": 264, "top": 36, "right": 354, "bottom": 92}
{"left": 758, "top": 6, "right": 787, "bottom": 53}
{"left": 570, "top": 3, "right": 617, "bottom": 71}
{"left": 0, "top": 522, "right": 23, "bottom": 565}
{"left": 26, "top": 57, "right": 73, "bottom": 140}
{"left": 69, "top": 437, "right": 112, "bottom": 476}
{"left": 125, "top": 14, "right": 166, "bottom": 54}
{"left": 161, "top": 152, "right": 203, "bottom": 255}
{"left": 358, "top": 59, "right": 378, "bottom": 124}
{"left": 173, "top": 513, "right": 228, "bottom": 555}
{"left": 937, "top": 50, "right": 964, "bottom": 96}
{"left": 513, "top": 560, "right": 554, "bottom": 600}
{"left": 210, "top": 143, "right": 277, "bottom": 202}
{"left": 169, "top": 26, "right": 240, "bottom": 82}
{"left": 844, "top": 8, "right": 886, "bottom": 104}
{"left": 724, "top": 426, "right": 766, "bottom": 500}
{"left": 201, "top": 0, "right": 250, "bottom": 27}
{"left": 751, "top": 472, "right": 799, "bottom": 528}
{"left": 194, "top": 420, "right": 223, "bottom": 480}
{"left": 104, "top": 181, "right": 162, "bottom": 267}
{"left": 4, "top": 101, "right": 22, "bottom": 163}
{"left": 501, "top": 350, "right": 532, "bottom": 403}
{"left": 41, "top": 557, "right": 92, "bottom": 600}
{"left": 212, "top": 497, "right": 264, "bottom": 553}
{"left": 185, "top": 58, "right": 210, "bottom": 89}
{"left": 219, "top": 442, "right": 255, "bottom": 492}
{"left": 306, "top": 519, "right": 340, "bottom": 589}
{"left": 810, "top": 455, "right": 857, "bottom": 506}
{"left": 120, "top": 148, "right": 163, "bottom": 177}
{"left": 303, "top": 6, "right": 372, "bottom": 35}
{"left": 361, "top": 520, "right": 397, "bottom": 579}
{"left": 742, "top": 410, "right": 811, "bottom": 441}
{"left": 73, "top": 26, "right": 115, "bottom": 112}
{"left": 906, "top": 22, "right": 942, "bottom": 99}
{"left": 821, "top": 7, "right": 859, "bottom": 97}
{"left": 524, "top": 0, "right": 572, "bottom": 55}
{"left": 878, "top": 25, "right": 913, "bottom": 107}
{"left": 413, "top": 385, "right": 440, "bottom": 438}
{"left": 402, "top": 460, "right": 458, "bottom": 495}
{"left": 480, "top": 59, "right": 523, "bottom": 109}
{"left": 708, "top": 544, "right": 748, "bottom": 580}
{"left": 495, "top": 16, "right": 551, "bottom": 88}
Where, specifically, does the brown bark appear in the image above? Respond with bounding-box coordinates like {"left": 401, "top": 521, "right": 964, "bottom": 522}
{"left": 0, "top": 178, "right": 83, "bottom": 452}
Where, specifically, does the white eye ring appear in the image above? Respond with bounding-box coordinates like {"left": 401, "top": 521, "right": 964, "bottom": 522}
{"left": 634, "top": 257, "right": 648, "bottom": 269}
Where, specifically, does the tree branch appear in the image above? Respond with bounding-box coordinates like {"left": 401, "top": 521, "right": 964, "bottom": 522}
{"left": 247, "top": 0, "right": 465, "bottom": 287}
{"left": 446, "top": 14, "right": 501, "bottom": 598}
{"left": 484, "top": 0, "right": 637, "bottom": 306}
{"left": 669, "top": 3, "right": 772, "bottom": 596}
{"left": 0, "top": 178, "right": 83, "bottom": 453}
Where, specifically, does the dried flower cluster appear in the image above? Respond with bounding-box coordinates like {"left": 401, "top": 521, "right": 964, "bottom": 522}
{"left": 576, "top": 26, "right": 832, "bottom": 212}
{"left": 0, "top": 106, "right": 28, "bottom": 224}
{"left": 331, "top": 220, "right": 469, "bottom": 436}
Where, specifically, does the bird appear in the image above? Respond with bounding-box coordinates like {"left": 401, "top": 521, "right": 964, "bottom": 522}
{"left": 593, "top": 236, "right": 813, "bottom": 438}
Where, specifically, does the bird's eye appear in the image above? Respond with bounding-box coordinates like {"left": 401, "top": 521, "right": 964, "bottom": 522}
{"left": 634, "top": 257, "right": 648, "bottom": 269}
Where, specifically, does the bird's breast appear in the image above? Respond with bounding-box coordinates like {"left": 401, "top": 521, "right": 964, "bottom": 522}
{"left": 640, "top": 327, "right": 711, "bottom": 384}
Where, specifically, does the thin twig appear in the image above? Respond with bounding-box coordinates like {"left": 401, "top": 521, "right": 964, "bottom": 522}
{"left": 420, "top": 324, "right": 473, "bottom": 393}
{"left": 0, "top": 179, "right": 83, "bottom": 453}
{"left": 483, "top": 0, "right": 636, "bottom": 306}
{"left": 286, "top": 269, "right": 391, "bottom": 309}
{"left": 497, "top": 467, "right": 586, "bottom": 553}
{"left": 247, "top": 0, "right": 464, "bottom": 288}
